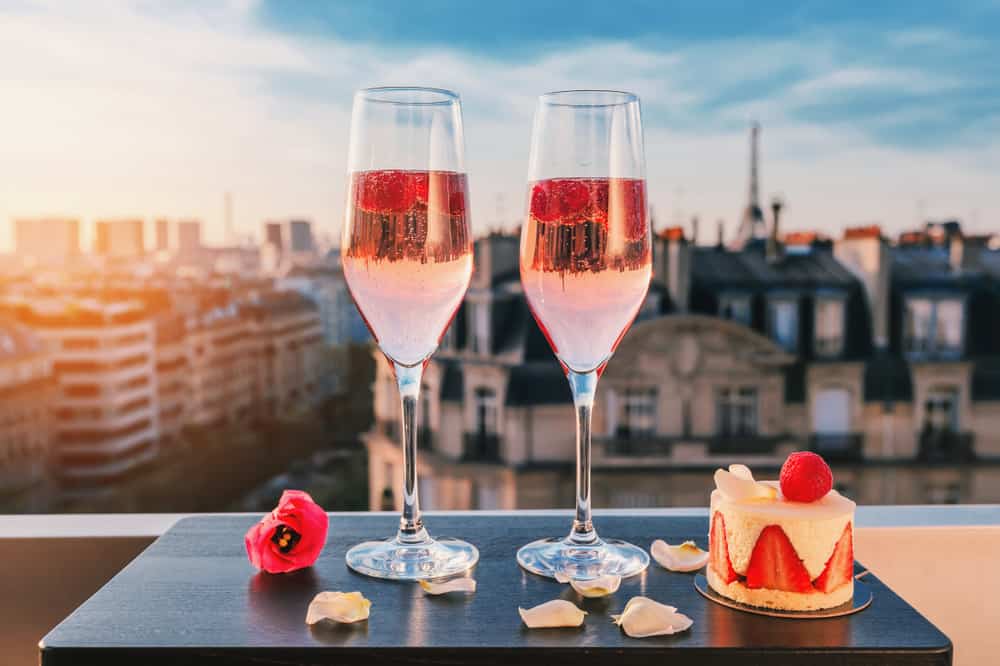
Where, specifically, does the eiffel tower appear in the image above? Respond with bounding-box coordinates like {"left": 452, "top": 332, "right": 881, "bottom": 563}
{"left": 734, "top": 122, "right": 767, "bottom": 247}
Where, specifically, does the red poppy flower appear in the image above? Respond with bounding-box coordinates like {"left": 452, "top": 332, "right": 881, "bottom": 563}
{"left": 245, "top": 489, "right": 328, "bottom": 574}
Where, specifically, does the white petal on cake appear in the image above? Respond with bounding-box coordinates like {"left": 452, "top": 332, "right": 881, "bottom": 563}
{"left": 714, "top": 467, "right": 778, "bottom": 501}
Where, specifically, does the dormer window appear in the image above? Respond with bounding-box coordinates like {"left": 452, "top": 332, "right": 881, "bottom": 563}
{"left": 473, "top": 387, "right": 497, "bottom": 435}
{"left": 814, "top": 295, "right": 845, "bottom": 357}
{"left": 468, "top": 301, "right": 489, "bottom": 355}
{"left": 904, "top": 296, "right": 963, "bottom": 358}
{"left": 439, "top": 321, "right": 456, "bottom": 351}
{"left": 719, "top": 293, "right": 751, "bottom": 326}
{"left": 768, "top": 296, "right": 799, "bottom": 352}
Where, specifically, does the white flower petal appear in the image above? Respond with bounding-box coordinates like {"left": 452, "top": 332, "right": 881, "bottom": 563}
{"left": 728, "top": 463, "right": 754, "bottom": 480}
{"left": 650, "top": 539, "right": 709, "bottom": 573}
{"left": 714, "top": 466, "right": 778, "bottom": 501}
{"left": 568, "top": 574, "right": 622, "bottom": 598}
{"left": 305, "top": 591, "right": 371, "bottom": 625}
{"left": 418, "top": 577, "right": 477, "bottom": 595}
{"left": 612, "top": 596, "right": 693, "bottom": 638}
{"left": 518, "top": 599, "right": 587, "bottom": 628}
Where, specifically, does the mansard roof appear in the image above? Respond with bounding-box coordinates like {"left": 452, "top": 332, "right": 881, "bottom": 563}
{"left": 505, "top": 361, "right": 572, "bottom": 406}
{"left": 692, "top": 244, "right": 856, "bottom": 290}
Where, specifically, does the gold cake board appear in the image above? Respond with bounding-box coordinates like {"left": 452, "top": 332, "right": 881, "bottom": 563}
{"left": 694, "top": 574, "right": 872, "bottom": 619}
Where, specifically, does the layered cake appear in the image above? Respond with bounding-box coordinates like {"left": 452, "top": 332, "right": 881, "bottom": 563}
{"left": 707, "top": 452, "right": 856, "bottom": 611}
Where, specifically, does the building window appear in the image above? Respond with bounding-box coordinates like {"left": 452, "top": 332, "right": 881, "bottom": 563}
{"left": 64, "top": 384, "right": 101, "bottom": 398}
{"left": 814, "top": 296, "right": 845, "bottom": 357}
{"left": 925, "top": 481, "right": 962, "bottom": 505}
{"left": 904, "top": 296, "right": 963, "bottom": 358}
{"left": 420, "top": 384, "right": 432, "bottom": 429}
{"left": 418, "top": 477, "right": 436, "bottom": 510}
{"left": 768, "top": 297, "right": 798, "bottom": 352}
{"left": 719, "top": 294, "right": 751, "bottom": 326}
{"left": 63, "top": 338, "right": 99, "bottom": 351}
{"left": 474, "top": 387, "right": 497, "bottom": 435}
{"left": 923, "top": 387, "right": 959, "bottom": 433}
{"left": 473, "top": 481, "right": 500, "bottom": 510}
{"left": 616, "top": 388, "right": 657, "bottom": 437}
{"left": 439, "top": 321, "right": 456, "bottom": 351}
{"left": 468, "top": 302, "right": 489, "bottom": 354}
{"left": 716, "top": 387, "right": 758, "bottom": 437}
{"left": 812, "top": 387, "right": 851, "bottom": 434}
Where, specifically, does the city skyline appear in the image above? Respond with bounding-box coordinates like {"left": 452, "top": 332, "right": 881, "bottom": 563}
{"left": 1, "top": 1, "right": 998, "bottom": 252}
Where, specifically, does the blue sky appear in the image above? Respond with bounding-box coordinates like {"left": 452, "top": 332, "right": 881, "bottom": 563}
{"left": 1, "top": 0, "right": 997, "bottom": 249}
{"left": 259, "top": 1, "right": 1000, "bottom": 149}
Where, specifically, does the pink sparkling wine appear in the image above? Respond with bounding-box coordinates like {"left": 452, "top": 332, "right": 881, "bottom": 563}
{"left": 520, "top": 177, "right": 652, "bottom": 373}
{"left": 343, "top": 170, "right": 472, "bottom": 366}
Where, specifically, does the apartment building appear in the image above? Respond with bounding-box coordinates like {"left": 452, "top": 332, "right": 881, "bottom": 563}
{"left": 243, "top": 291, "right": 327, "bottom": 418}
{"left": 364, "top": 226, "right": 1000, "bottom": 512}
{"left": 14, "top": 218, "right": 81, "bottom": 266}
{"left": 9, "top": 300, "right": 160, "bottom": 494}
{"left": 0, "top": 320, "right": 54, "bottom": 508}
{"left": 154, "top": 314, "right": 190, "bottom": 451}
{"left": 278, "top": 266, "right": 369, "bottom": 347}
{"left": 185, "top": 303, "right": 257, "bottom": 428}
{"left": 94, "top": 219, "right": 144, "bottom": 258}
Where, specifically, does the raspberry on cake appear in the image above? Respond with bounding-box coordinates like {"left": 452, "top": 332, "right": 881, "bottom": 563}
{"left": 707, "top": 457, "right": 856, "bottom": 611}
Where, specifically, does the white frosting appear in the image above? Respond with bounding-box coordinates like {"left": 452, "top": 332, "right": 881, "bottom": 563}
{"left": 710, "top": 482, "right": 855, "bottom": 580}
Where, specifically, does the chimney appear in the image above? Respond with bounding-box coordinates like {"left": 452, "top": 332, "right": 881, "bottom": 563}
{"left": 948, "top": 228, "right": 964, "bottom": 272}
{"left": 766, "top": 196, "right": 784, "bottom": 264}
{"left": 658, "top": 226, "right": 692, "bottom": 313}
{"left": 471, "top": 232, "right": 519, "bottom": 289}
{"left": 716, "top": 219, "right": 725, "bottom": 248}
{"left": 690, "top": 215, "right": 700, "bottom": 246}
{"left": 834, "top": 225, "right": 890, "bottom": 351}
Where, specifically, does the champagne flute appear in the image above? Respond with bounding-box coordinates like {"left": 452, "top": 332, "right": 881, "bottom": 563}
{"left": 342, "top": 87, "right": 478, "bottom": 579}
{"left": 516, "top": 90, "right": 652, "bottom": 580}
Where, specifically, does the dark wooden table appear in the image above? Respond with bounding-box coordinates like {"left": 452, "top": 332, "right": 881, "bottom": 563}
{"left": 41, "top": 514, "right": 951, "bottom": 665}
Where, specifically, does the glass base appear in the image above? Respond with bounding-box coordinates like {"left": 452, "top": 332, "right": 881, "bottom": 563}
{"left": 516, "top": 535, "right": 649, "bottom": 580}
{"left": 345, "top": 530, "right": 479, "bottom": 580}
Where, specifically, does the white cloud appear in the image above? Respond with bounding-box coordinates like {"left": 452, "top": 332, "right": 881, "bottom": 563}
{"left": 0, "top": 1, "right": 996, "bottom": 253}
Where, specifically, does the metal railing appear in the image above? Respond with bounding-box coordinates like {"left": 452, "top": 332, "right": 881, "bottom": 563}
{"left": 809, "top": 432, "right": 864, "bottom": 461}
{"left": 377, "top": 420, "right": 435, "bottom": 451}
{"left": 594, "top": 433, "right": 783, "bottom": 456}
{"left": 918, "top": 429, "right": 975, "bottom": 462}
{"left": 599, "top": 435, "right": 673, "bottom": 457}
{"left": 462, "top": 432, "right": 501, "bottom": 462}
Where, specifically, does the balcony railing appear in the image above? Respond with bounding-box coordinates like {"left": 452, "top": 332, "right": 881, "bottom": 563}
{"left": 462, "top": 432, "right": 501, "bottom": 462}
{"left": 918, "top": 429, "right": 975, "bottom": 462}
{"left": 707, "top": 434, "right": 783, "bottom": 455}
{"left": 600, "top": 434, "right": 673, "bottom": 457}
{"left": 378, "top": 420, "right": 435, "bottom": 451}
{"left": 809, "top": 432, "right": 864, "bottom": 462}
{"left": 594, "top": 433, "right": 783, "bottom": 457}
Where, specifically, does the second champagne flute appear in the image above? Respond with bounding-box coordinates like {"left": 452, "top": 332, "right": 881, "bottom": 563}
{"left": 516, "top": 90, "right": 652, "bottom": 580}
{"left": 342, "top": 86, "right": 478, "bottom": 579}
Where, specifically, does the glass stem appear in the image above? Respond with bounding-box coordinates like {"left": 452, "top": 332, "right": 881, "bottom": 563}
{"left": 394, "top": 361, "right": 426, "bottom": 543}
{"left": 567, "top": 369, "right": 599, "bottom": 545}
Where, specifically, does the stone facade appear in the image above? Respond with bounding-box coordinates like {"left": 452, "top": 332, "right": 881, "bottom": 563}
{"left": 365, "top": 227, "right": 1000, "bottom": 512}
